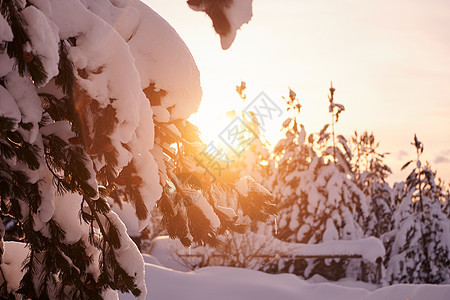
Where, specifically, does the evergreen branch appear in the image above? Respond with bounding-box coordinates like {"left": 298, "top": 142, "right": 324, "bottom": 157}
{"left": 55, "top": 40, "right": 75, "bottom": 96}
{"left": 0, "top": 116, "right": 16, "bottom": 132}
{"left": 1, "top": 0, "right": 48, "bottom": 85}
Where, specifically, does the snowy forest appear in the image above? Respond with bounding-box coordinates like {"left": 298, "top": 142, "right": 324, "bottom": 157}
{"left": 0, "top": 0, "right": 449, "bottom": 299}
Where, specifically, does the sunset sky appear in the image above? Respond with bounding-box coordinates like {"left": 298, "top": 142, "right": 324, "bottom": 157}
{"left": 146, "top": 0, "right": 450, "bottom": 183}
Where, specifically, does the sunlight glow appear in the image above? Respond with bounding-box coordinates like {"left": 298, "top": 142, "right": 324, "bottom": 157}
{"left": 149, "top": 0, "right": 450, "bottom": 182}
{"left": 189, "top": 78, "right": 288, "bottom": 156}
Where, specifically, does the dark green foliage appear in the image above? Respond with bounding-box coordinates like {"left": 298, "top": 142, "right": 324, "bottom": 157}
{"left": 238, "top": 189, "right": 276, "bottom": 223}
{"left": 40, "top": 93, "right": 73, "bottom": 123}
{"left": 143, "top": 82, "right": 167, "bottom": 107}
{"left": 0, "top": 117, "right": 16, "bottom": 132}
{"left": 110, "top": 161, "right": 148, "bottom": 220}
{"left": 213, "top": 206, "right": 246, "bottom": 235}
{"left": 0, "top": 2, "right": 142, "bottom": 297}
{"left": 55, "top": 41, "right": 75, "bottom": 96}
{"left": 3, "top": 128, "right": 40, "bottom": 170}
{"left": 186, "top": 204, "right": 219, "bottom": 247}
{"left": 1, "top": 0, "right": 47, "bottom": 86}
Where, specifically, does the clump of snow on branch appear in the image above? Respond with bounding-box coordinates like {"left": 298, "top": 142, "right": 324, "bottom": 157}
{"left": 188, "top": 0, "right": 253, "bottom": 50}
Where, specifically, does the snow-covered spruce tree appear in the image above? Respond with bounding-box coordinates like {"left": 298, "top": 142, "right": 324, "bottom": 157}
{"left": 0, "top": 0, "right": 147, "bottom": 297}
{"left": 385, "top": 135, "right": 450, "bottom": 284}
{"left": 274, "top": 84, "right": 368, "bottom": 279}
{"left": 436, "top": 180, "right": 449, "bottom": 218}
{"left": 269, "top": 88, "right": 309, "bottom": 210}
{"left": 0, "top": 0, "right": 271, "bottom": 298}
{"left": 443, "top": 185, "right": 450, "bottom": 218}
{"left": 268, "top": 88, "right": 311, "bottom": 244}
{"left": 350, "top": 131, "right": 393, "bottom": 237}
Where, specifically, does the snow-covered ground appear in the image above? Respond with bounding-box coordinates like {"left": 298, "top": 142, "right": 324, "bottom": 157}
{"left": 119, "top": 260, "right": 450, "bottom": 300}
{"left": 118, "top": 236, "right": 450, "bottom": 300}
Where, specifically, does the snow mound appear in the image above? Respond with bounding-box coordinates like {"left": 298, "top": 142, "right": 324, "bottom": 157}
{"left": 119, "top": 262, "right": 450, "bottom": 300}
{"left": 148, "top": 236, "right": 191, "bottom": 272}
{"left": 0, "top": 242, "right": 29, "bottom": 293}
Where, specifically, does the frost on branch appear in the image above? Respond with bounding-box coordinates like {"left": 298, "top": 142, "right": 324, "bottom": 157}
{"left": 187, "top": 0, "right": 253, "bottom": 50}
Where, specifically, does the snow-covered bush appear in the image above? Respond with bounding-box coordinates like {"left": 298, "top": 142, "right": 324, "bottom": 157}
{"left": 276, "top": 86, "right": 367, "bottom": 243}
{"left": 175, "top": 232, "right": 286, "bottom": 272}
{"left": 269, "top": 88, "right": 310, "bottom": 211}
{"left": 443, "top": 189, "right": 450, "bottom": 218}
{"left": 351, "top": 131, "right": 393, "bottom": 237}
{"left": 174, "top": 233, "right": 385, "bottom": 285}
{"left": 273, "top": 85, "right": 369, "bottom": 280}
{"left": 439, "top": 181, "right": 449, "bottom": 218}
{"left": 0, "top": 0, "right": 274, "bottom": 298}
{"left": 384, "top": 136, "right": 450, "bottom": 284}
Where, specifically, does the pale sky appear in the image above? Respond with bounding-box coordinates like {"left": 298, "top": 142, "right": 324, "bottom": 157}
{"left": 146, "top": 0, "right": 450, "bottom": 183}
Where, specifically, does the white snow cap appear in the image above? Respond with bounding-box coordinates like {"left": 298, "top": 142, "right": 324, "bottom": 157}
{"left": 292, "top": 237, "right": 386, "bottom": 264}
{"left": 188, "top": 0, "right": 253, "bottom": 50}
{"left": 220, "top": 0, "right": 253, "bottom": 50}
{"left": 0, "top": 242, "right": 29, "bottom": 293}
{"left": 4, "top": 72, "right": 43, "bottom": 144}
{"left": 0, "top": 13, "right": 13, "bottom": 41}
{"left": 22, "top": 5, "right": 60, "bottom": 85}
{"left": 126, "top": 0, "right": 203, "bottom": 120}
{"left": 236, "top": 175, "right": 271, "bottom": 197}
{"left": 0, "top": 86, "right": 21, "bottom": 131}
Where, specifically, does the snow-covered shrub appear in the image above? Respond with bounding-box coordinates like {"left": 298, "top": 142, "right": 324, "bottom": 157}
{"left": 351, "top": 131, "right": 393, "bottom": 237}
{"left": 0, "top": 0, "right": 271, "bottom": 298}
{"left": 384, "top": 136, "right": 450, "bottom": 284}
{"left": 439, "top": 182, "right": 449, "bottom": 218}
{"left": 273, "top": 85, "right": 369, "bottom": 280}
{"left": 175, "top": 232, "right": 287, "bottom": 272}
{"left": 269, "top": 88, "right": 310, "bottom": 211}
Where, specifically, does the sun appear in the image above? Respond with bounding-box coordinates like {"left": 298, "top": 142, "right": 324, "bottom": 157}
{"left": 188, "top": 77, "right": 244, "bottom": 144}
{"left": 188, "top": 77, "right": 287, "bottom": 156}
